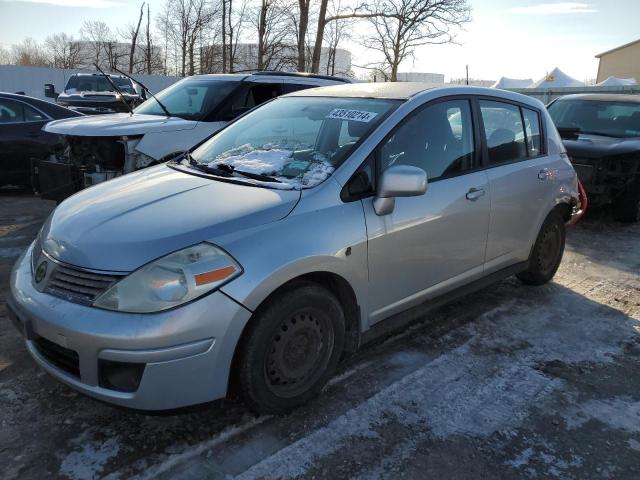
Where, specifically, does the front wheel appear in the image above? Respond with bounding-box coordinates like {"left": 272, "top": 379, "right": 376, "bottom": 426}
{"left": 517, "top": 211, "right": 566, "bottom": 286}
{"left": 237, "top": 283, "right": 345, "bottom": 413}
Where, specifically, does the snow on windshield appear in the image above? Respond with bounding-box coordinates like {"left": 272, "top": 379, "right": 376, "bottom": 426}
{"left": 206, "top": 143, "right": 335, "bottom": 189}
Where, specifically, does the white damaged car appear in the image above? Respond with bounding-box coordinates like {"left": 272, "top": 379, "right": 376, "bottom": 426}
{"left": 38, "top": 72, "right": 350, "bottom": 201}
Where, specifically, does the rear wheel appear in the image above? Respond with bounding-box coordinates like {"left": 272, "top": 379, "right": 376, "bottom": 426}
{"left": 237, "top": 283, "right": 345, "bottom": 413}
{"left": 613, "top": 184, "right": 640, "bottom": 223}
{"left": 517, "top": 211, "right": 566, "bottom": 286}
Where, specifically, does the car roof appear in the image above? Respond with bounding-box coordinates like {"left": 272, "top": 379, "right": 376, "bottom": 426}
{"left": 284, "top": 83, "right": 544, "bottom": 106}
{"left": 286, "top": 82, "right": 437, "bottom": 99}
{"left": 0, "top": 91, "right": 82, "bottom": 118}
{"left": 189, "top": 72, "right": 351, "bottom": 84}
{"left": 554, "top": 93, "right": 640, "bottom": 103}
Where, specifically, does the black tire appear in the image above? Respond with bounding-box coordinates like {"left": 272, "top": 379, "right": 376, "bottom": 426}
{"left": 517, "top": 211, "right": 566, "bottom": 286}
{"left": 613, "top": 185, "right": 640, "bottom": 223}
{"left": 237, "top": 282, "right": 345, "bottom": 413}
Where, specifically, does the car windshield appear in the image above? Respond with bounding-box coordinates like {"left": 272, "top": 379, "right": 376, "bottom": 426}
{"left": 134, "top": 78, "right": 240, "bottom": 121}
{"left": 65, "top": 76, "right": 135, "bottom": 94}
{"left": 548, "top": 99, "right": 640, "bottom": 138}
{"left": 184, "top": 96, "right": 399, "bottom": 189}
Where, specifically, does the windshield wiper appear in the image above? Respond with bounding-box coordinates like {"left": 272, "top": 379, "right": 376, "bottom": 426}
{"left": 93, "top": 64, "right": 134, "bottom": 115}
{"left": 215, "top": 163, "right": 282, "bottom": 183}
{"left": 185, "top": 157, "right": 281, "bottom": 183}
{"left": 112, "top": 66, "right": 173, "bottom": 118}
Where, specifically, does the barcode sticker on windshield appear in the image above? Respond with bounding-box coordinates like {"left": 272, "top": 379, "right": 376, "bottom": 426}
{"left": 326, "top": 109, "right": 378, "bottom": 123}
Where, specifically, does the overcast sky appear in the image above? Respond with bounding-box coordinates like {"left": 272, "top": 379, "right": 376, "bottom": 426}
{"left": 0, "top": 0, "right": 638, "bottom": 81}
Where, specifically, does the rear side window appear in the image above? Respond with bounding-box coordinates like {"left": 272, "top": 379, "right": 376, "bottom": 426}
{"left": 479, "top": 101, "right": 527, "bottom": 165}
{"left": 522, "top": 108, "right": 542, "bottom": 157}
{"left": 379, "top": 99, "right": 475, "bottom": 181}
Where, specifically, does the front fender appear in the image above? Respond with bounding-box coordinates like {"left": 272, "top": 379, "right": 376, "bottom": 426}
{"left": 217, "top": 190, "right": 369, "bottom": 327}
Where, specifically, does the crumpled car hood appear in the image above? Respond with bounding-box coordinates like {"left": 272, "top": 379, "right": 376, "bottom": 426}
{"left": 43, "top": 113, "right": 198, "bottom": 137}
{"left": 40, "top": 165, "right": 300, "bottom": 271}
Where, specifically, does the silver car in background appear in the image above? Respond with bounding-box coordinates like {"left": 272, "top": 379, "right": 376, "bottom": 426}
{"left": 8, "top": 84, "right": 581, "bottom": 412}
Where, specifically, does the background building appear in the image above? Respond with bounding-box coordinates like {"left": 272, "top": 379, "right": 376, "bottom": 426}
{"left": 395, "top": 72, "right": 445, "bottom": 83}
{"left": 201, "top": 44, "right": 352, "bottom": 77}
{"left": 596, "top": 38, "right": 640, "bottom": 83}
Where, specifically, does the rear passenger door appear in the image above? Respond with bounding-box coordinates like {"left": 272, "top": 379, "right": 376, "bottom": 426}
{"left": 364, "top": 97, "right": 491, "bottom": 324}
{"left": 477, "top": 99, "right": 552, "bottom": 270}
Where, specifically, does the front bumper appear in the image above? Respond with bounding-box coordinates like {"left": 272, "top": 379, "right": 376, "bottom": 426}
{"left": 7, "top": 245, "right": 252, "bottom": 410}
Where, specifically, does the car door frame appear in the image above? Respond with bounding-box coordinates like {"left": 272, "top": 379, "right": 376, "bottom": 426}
{"left": 471, "top": 95, "right": 553, "bottom": 271}
{"left": 342, "top": 94, "right": 495, "bottom": 327}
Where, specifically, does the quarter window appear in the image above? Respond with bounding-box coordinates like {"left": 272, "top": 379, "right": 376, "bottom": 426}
{"left": 479, "top": 100, "right": 527, "bottom": 165}
{"left": 379, "top": 99, "right": 475, "bottom": 181}
{"left": 24, "top": 104, "right": 46, "bottom": 122}
{"left": 522, "top": 108, "right": 542, "bottom": 157}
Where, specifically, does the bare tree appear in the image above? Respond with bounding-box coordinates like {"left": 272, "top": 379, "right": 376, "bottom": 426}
{"left": 160, "top": 0, "right": 216, "bottom": 76}
{"left": 322, "top": 0, "right": 353, "bottom": 75}
{"left": 255, "top": 0, "right": 294, "bottom": 70}
{"left": 296, "top": 0, "right": 311, "bottom": 71}
{"left": 44, "top": 33, "right": 81, "bottom": 69}
{"left": 362, "top": 0, "right": 470, "bottom": 81}
{"left": 0, "top": 45, "right": 11, "bottom": 65}
{"left": 80, "top": 20, "right": 113, "bottom": 68}
{"left": 127, "top": 2, "right": 146, "bottom": 73}
{"left": 144, "top": 3, "right": 153, "bottom": 73}
{"left": 11, "top": 38, "right": 49, "bottom": 67}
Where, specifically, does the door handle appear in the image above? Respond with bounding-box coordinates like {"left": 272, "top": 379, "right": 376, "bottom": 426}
{"left": 466, "top": 187, "right": 485, "bottom": 201}
{"left": 538, "top": 168, "right": 550, "bottom": 180}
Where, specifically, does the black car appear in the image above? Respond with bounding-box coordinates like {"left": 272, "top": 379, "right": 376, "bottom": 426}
{"left": 44, "top": 73, "right": 144, "bottom": 115}
{"left": 0, "top": 92, "right": 82, "bottom": 189}
{"left": 548, "top": 94, "right": 640, "bottom": 222}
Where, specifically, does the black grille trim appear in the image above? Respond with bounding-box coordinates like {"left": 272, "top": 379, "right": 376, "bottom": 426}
{"left": 33, "top": 335, "right": 80, "bottom": 378}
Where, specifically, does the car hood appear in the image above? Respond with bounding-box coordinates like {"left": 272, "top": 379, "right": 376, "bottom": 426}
{"left": 43, "top": 113, "right": 198, "bottom": 137}
{"left": 40, "top": 165, "right": 301, "bottom": 271}
{"left": 562, "top": 134, "right": 640, "bottom": 159}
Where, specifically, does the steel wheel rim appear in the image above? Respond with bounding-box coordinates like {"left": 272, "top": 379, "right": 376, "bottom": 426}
{"left": 264, "top": 309, "right": 334, "bottom": 398}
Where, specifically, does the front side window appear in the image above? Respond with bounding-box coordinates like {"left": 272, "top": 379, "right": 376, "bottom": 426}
{"left": 186, "top": 96, "right": 399, "bottom": 189}
{"left": 134, "top": 79, "right": 240, "bottom": 121}
{"left": 0, "top": 99, "right": 24, "bottom": 123}
{"left": 379, "top": 99, "right": 475, "bottom": 181}
{"left": 548, "top": 99, "right": 640, "bottom": 138}
{"left": 480, "top": 100, "right": 528, "bottom": 165}
{"left": 233, "top": 83, "right": 283, "bottom": 110}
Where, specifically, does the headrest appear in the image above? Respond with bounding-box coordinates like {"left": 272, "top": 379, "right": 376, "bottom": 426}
{"left": 488, "top": 128, "right": 516, "bottom": 147}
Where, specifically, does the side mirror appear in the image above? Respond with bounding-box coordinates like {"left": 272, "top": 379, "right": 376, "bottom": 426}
{"left": 44, "top": 84, "right": 58, "bottom": 99}
{"left": 373, "top": 165, "right": 427, "bottom": 216}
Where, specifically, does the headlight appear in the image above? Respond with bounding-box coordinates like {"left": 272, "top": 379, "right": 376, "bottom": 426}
{"left": 93, "top": 243, "right": 242, "bottom": 313}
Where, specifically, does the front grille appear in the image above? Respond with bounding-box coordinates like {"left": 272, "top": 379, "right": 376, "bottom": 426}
{"left": 33, "top": 335, "right": 80, "bottom": 378}
{"left": 45, "top": 263, "right": 122, "bottom": 306}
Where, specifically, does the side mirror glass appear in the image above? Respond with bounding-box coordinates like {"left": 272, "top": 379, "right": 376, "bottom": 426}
{"left": 373, "top": 165, "right": 427, "bottom": 216}
{"left": 44, "top": 83, "right": 58, "bottom": 99}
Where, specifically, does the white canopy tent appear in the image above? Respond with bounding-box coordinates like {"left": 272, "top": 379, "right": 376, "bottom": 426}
{"left": 491, "top": 77, "right": 533, "bottom": 89}
{"left": 531, "top": 68, "right": 584, "bottom": 88}
{"left": 596, "top": 76, "right": 637, "bottom": 86}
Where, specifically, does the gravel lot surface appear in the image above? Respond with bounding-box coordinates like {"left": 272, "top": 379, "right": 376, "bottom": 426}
{"left": 1, "top": 193, "right": 639, "bottom": 480}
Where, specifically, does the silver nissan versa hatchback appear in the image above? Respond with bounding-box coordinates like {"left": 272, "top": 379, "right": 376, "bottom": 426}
{"left": 8, "top": 84, "right": 582, "bottom": 412}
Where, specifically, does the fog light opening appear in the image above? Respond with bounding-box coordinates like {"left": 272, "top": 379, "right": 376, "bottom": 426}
{"left": 98, "top": 359, "right": 145, "bottom": 393}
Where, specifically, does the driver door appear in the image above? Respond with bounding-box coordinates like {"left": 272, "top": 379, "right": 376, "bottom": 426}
{"left": 362, "top": 98, "right": 491, "bottom": 324}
